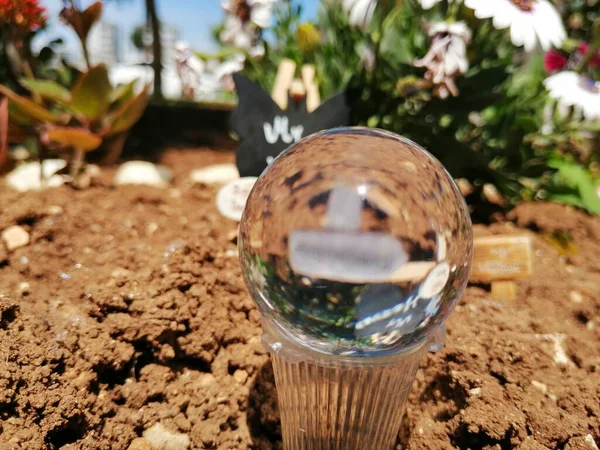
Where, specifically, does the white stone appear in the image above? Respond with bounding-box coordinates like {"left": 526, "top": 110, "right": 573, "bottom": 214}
{"left": 5, "top": 160, "right": 66, "bottom": 192}
{"left": 569, "top": 291, "right": 584, "bottom": 303}
{"left": 189, "top": 163, "right": 239, "bottom": 185}
{"left": 2, "top": 226, "right": 30, "bottom": 251}
{"left": 143, "top": 423, "right": 190, "bottom": 450}
{"left": 585, "top": 435, "right": 599, "bottom": 450}
{"left": 47, "top": 205, "right": 63, "bottom": 215}
{"left": 18, "top": 281, "right": 31, "bottom": 296}
{"left": 216, "top": 177, "right": 257, "bottom": 221}
{"left": 114, "top": 161, "right": 172, "bottom": 187}
{"left": 531, "top": 380, "right": 548, "bottom": 395}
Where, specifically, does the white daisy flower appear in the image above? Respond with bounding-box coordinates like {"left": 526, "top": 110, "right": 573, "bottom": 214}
{"left": 220, "top": 14, "right": 257, "bottom": 50}
{"left": 414, "top": 21, "right": 472, "bottom": 99}
{"left": 544, "top": 71, "right": 600, "bottom": 121}
{"left": 197, "top": 53, "right": 246, "bottom": 96}
{"left": 464, "top": 0, "right": 566, "bottom": 52}
{"left": 175, "top": 42, "right": 205, "bottom": 100}
{"left": 418, "top": 0, "right": 455, "bottom": 9}
{"left": 342, "top": 0, "right": 377, "bottom": 29}
{"left": 221, "top": 0, "right": 278, "bottom": 29}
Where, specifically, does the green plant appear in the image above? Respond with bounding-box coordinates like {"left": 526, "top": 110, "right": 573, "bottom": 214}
{"left": 0, "top": 0, "right": 149, "bottom": 185}
{"left": 221, "top": 0, "right": 600, "bottom": 215}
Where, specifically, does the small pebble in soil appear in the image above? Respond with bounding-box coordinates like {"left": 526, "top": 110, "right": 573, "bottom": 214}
{"left": 46, "top": 205, "right": 63, "bottom": 215}
{"left": 5, "top": 159, "right": 66, "bottom": 192}
{"left": 189, "top": 163, "right": 240, "bottom": 185}
{"left": 18, "top": 281, "right": 30, "bottom": 296}
{"left": 142, "top": 423, "right": 190, "bottom": 450}
{"left": 233, "top": 369, "right": 249, "bottom": 385}
{"left": 585, "top": 435, "right": 599, "bottom": 450}
{"left": 114, "top": 161, "right": 173, "bottom": 187}
{"left": 531, "top": 380, "right": 548, "bottom": 395}
{"left": 570, "top": 291, "right": 584, "bottom": 303}
{"left": 1, "top": 225, "right": 30, "bottom": 251}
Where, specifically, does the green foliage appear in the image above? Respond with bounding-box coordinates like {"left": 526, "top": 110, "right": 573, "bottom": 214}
{"left": 0, "top": 1, "right": 150, "bottom": 183}
{"left": 230, "top": 0, "right": 600, "bottom": 215}
{"left": 70, "top": 65, "right": 113, "bottom": 121}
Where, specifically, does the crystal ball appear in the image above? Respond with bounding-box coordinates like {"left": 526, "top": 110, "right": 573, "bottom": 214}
{"left": 239, "top": 127, "right": 473, "bottom": 357}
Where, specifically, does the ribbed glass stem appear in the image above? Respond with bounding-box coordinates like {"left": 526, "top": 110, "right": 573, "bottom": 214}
{"left": 270, "top": 346, "right": 425, "bottom": 450}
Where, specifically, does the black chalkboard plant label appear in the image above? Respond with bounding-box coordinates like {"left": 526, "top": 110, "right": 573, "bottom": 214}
{"left": 230, "top": 73, "right": 352, "bottom": 177}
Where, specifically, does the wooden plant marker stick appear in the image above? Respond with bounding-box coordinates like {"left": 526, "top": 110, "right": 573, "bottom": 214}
{"left": 301, "top": 64, "right": 321, "bottom": 112}
{"left": 271, "top": 59, "right": 297, "bottom": 110}
{"left": 471, "top": 235, "right": 533, "bottom": 300}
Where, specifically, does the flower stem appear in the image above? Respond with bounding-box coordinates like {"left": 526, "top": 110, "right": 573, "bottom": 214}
{"left": 576, "top": 18, "right": 600, "bottom": 74}
{"left": 448, "top": 0, "right": 460, "bottom": 21}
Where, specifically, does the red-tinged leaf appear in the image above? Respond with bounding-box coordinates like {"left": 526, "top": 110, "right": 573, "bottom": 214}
{"left": 81, "top": 2, "right": 103, "bottom": 42}
{"left": 61, "top": 1, "right": 103, "bottom": 43}
{"left": 0, "top": 85, "right": 65, "bottom": 123}
{"left": 106, "top": 84, "right": 150, "bottom": 135}
{"left": 20, "top": 78, "right": 72, "bottom": 104}
{"left": 70, "top": 65, "right": 112, "bottom": 121}
{"left": 0, "top": 98, "right": 7, "bottom": 167}
{"left": 46, "top": 127, "right": 103, "bottom": 152}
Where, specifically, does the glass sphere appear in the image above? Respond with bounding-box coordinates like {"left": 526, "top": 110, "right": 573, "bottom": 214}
{"left": 239, "top": 127, "right": 473, "bottom": 357}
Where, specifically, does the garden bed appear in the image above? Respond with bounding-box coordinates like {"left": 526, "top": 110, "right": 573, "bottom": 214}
{"left": 0, "top": 148, "right": 599, "bottom": 450}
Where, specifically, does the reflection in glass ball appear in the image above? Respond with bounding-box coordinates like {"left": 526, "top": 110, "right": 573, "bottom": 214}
{"left": 239, "top": 127, "right": 473, "bottom": 357}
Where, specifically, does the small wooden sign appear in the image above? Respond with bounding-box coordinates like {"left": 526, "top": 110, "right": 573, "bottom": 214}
{"left": 471, "top": 235, "right": 533, "bottom": 300}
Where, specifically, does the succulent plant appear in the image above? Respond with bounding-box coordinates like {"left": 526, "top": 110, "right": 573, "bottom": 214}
{"left": 0, "top": 65, "right": 149, "bottom": 187}
{"left": 0, "top": 1, "right": 149, "bottom": 187}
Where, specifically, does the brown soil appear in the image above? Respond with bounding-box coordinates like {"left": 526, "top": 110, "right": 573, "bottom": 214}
{"left": 1, "top": 148, "right": 599, "bottom": 450}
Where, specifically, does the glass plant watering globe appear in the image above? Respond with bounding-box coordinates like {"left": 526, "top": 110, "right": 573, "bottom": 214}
{"left": 238, "top": 127, "right": 473, "bottom": 450}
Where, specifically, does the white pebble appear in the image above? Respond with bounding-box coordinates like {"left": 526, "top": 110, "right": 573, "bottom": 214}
{"left": 5, "top": 160, "right": 66, "bottom": 192}
{"left": 2, "top": 226, "right": 30, "bottom": 251}
{"left": 114, "top": 161, "right": 172, "bottom": 187}
{"left": 585, "top": 435, "right": 599, "bottom": 450}
{"left": 143, "top": 423, "right": 190, "bottom": 450}
{"left": 569, "top": 291, "right": 584, "bottom": 303}
{"left": 18, "top": 281, "right": 30, "bottom": 296}
{"left": 189, "top": 163, "right": 239, "bottom": 185}
{"left": 531, "top": 380, "right": 548, "bottom": 395}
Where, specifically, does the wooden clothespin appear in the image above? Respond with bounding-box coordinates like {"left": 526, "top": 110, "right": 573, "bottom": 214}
{"left": 271, "top": 60, "right": 321, "bottom": 112}
{"left": 271, "top": 59, "right": 296, "bottom": 110}
{"left": 301, "top": 65, "right": 320, "bottom": 112}
{"left": 471, "top": 235, "right": 533, "bottom": 300}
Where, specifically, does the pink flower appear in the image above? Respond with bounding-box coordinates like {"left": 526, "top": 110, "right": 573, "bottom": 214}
{"left": 578, "top": 42, "right": 600, "bottom": 69}
{"left": 544, "top": 49, "right": 568, "bottom": 73}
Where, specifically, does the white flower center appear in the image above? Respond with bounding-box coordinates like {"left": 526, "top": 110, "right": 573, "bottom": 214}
{"left": 579, "top": 77, "right": 600, "bottom": 94}
{"left": 511, "top": 0, "right": 534, "bottom": 11}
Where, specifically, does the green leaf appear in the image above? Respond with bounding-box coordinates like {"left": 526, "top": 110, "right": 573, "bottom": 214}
{"left": 507, "top": 53, "right": 545, "bottom": 96}
{"left": 46, "top": 126, "right": 103, "bottom": 152}
{"left": 110, "top": 80, "right": 136, "bottom": 105}
{"left": 106, "top": 84, "right": 150, "bottom": 136}
{"left": 548, "top": 159, "right": 600, "bottom": 214}
{"left": 70, "top": 65, "right": 112, "bottom": 121}
{"left": 20, "top": 78, "right": 72, "bottom": 104}
{"left": 0, "top": 85, "right": 65, "bottom": 123}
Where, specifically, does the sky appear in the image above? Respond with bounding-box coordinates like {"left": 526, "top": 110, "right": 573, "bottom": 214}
{"left": 34, "top": 0, "right": 321, "bottom": 61}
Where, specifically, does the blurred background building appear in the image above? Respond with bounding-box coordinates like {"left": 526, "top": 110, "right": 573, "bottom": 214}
{"left": 88, "top": 21, "right": 119, "bottom": 66}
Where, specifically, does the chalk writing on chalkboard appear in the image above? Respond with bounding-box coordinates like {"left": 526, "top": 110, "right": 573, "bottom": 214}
{"left": 230, "top": 73, "right": 352, "bottom": 177}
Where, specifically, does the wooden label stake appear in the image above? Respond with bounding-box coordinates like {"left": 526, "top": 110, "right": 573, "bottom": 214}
{"left": 471, "top": 235, "right": 533, "bottom": 300}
